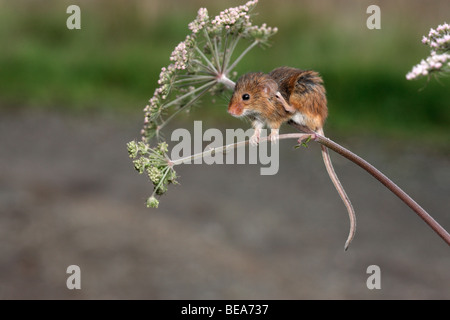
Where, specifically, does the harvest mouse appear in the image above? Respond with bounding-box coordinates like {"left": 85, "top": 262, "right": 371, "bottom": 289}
{"left": 228, "top": 67, "right": 356, "bottom": 250}
{"left": 228, "top": 66, "right": 327, "bottom": 144}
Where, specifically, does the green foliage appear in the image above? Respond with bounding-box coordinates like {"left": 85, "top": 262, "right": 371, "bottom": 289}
{"left": 127, "top": 140, "right": 178, "bottom": 206}
{"left": 0, "top": 1, "right": 449, "bottom": 142}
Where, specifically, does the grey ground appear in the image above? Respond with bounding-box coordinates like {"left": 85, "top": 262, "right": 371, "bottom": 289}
{"left": 0, "top": 110, "right": 449, "bottom": 299}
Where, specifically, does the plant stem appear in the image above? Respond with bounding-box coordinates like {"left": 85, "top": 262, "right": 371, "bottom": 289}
{"left": 195, "top": 47, "right": 218, "bottom": 75}
{"left": 203, "top": 28, "right": 219, "bottom": 70}
{"left": 213, "top": 36, "right": 222, "bottom": 72}
{"left": 216, "top": 73, "right": 236, "bottom": 90}
{"left": 221, "top": 32, "right": 231, "bottom": 73}
{"left": 170, "top": 133, "right": 312, "bottom": 166}
{"left": 225, "top": 40, "right": 259, "bottom": 74}
{"left": 158, "top": 82, "right": 216, "bottom": 132}
{"left": 224, "top": 77, "right": 449, "bottom": 245}
{"left": 181, "top": 64, "right": 449, "bottom": 246}
{"left": 224, "top": 35, "right": 241, "bottom": 71}
{"left": 173, "top": 75, "right": 216, "bottom": 84}
{"left": 150, "top": 166, "right": 171, "bottom": 198}
{"left": 161, "top": 80, "right": 216, "bottom": 111}
{"left": 297, "top": 125, "right": 450, "bottom": 246}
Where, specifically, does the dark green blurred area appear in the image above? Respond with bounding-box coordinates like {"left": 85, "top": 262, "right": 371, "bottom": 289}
{"left": 0, "top": 0, "right": 449, "bottom": 143}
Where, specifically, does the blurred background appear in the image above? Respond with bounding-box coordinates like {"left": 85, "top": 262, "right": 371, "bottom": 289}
{"left": 0, "top": 0, "right": 449, "bottom": 299}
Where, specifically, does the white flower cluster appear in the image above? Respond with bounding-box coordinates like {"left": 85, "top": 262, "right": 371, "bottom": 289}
{"left": 248, "top": 23, "right": 278, "bottom": 40}
{"left": 169, "top": 34, "right": 196, "bottom": 71}
{"left": 170, "top": 40, "right": 188, "bottom": 70}
{"left": 188, "top": 8, "right": 209, "bottom": 34}
{"left": 210, "top": 0, "right": 258, "bottom": 32}
{"left": 142, "top": 65, "right": 176, "bottom": 137}
{"left": 421, "top": 23, "right": 450, "bottom": 50}
{"left": 156, "top": 66, "right": 173, "bottom": 98}
{"left": 143, "top": 33, "right": 197, "bottom": 136}
{"left": 145, "top": 66, "right": 175, "bottom": 113}
{"left": 407, "top": 23, "right": 450, "bottom": 80}
{"left": 406, "top": 52, "right": 450, "bottom": 80}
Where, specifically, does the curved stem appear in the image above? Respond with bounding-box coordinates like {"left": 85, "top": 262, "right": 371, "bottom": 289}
{"left": 195, "top": 78, "right": 450, "bottom": 246}
{"left": 191, "top": 59, "right": 217, "bottom": 75}
{"left": 289, "top": 124, "right": 450, "bottom": 246}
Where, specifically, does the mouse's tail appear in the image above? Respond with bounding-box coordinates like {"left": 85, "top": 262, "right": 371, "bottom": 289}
{"left": 317, "top": 128, "right": 356, "bottom": 251}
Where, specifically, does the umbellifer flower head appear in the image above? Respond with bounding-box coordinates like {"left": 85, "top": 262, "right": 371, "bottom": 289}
{"left": 147, "top": 196, "right": 159, "bottom": 208}
{"left": 131, "top": 0, "right": 278, "bottom": 207}
{"left": 188, "top": 8, "right": 209, "bottom": 34}
{"left": 407, "top": 22, "right": 450, "bottom": 80}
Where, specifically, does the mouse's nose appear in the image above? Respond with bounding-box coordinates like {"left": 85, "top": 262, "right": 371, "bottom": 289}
{"left": 228, "top": 102, "right": 244, "bottom": 117}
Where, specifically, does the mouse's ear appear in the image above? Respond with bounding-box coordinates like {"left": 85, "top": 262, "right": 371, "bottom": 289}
{"left": 261, "top": 78, "right": 278, "bottom": 96}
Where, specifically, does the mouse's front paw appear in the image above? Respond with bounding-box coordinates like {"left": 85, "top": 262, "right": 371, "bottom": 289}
{"left": 268, "top": 129, "right": 279, "bottom": 144}
{"left": 249, "top": 133, "right": 260, "bottom": 146}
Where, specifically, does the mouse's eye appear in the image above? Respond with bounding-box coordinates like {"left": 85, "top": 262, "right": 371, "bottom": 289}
{"left": 242, "top": 93, "right": 250, "bottom": 101}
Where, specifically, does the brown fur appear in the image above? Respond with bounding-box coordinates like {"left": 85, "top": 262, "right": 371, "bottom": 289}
{"left": 228, "top": 72, "right": 289, "bottom": 130}
{"left": 269, "top": 67, "right": 328, "bottom": 131}
{"left": 228, "top": 67, "right": 328, "bottom": 132}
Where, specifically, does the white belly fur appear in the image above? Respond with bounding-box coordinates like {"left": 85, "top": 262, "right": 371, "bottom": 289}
{"left": 291, "top": 112, "right": 307, "bottom": 126}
